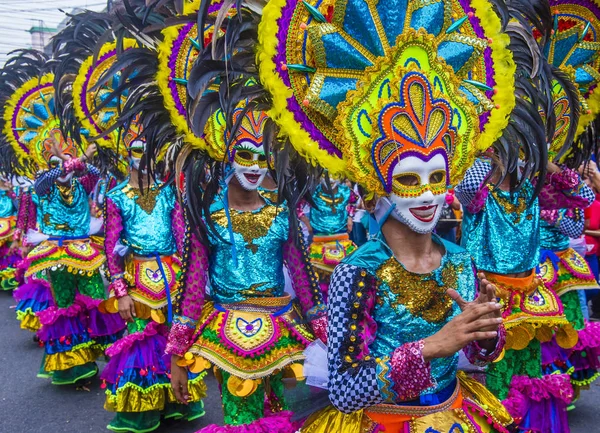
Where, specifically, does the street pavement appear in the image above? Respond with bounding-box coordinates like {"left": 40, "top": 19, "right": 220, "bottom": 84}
{"left": 1, "top": 290, "right": 599, "bottom": 433}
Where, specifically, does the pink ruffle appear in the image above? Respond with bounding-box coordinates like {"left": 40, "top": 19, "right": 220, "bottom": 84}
{"left": 106, "top": 321, "right": 166, "bottom": 357}
{"left": 196, "top": 412, "right": 300, "bottom": 433}
{"left": 37, "top": 302, "right": 85, "bottom": 326}
{"left": 503, "top": 374, "right": 573, "bottom": 419}
{"left": 574, "top": 321, "right": 600, "bottom": 351}
{"left": 13, "top": 278, "right": 52, "bottom": 303}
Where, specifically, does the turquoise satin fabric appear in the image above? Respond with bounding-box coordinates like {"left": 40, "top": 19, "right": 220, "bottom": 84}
{"left": 33, "top": 181, "right": 90, "bottom": 238}
{"left": 461, "top": 182, "right": 540, "bottom": 274}
{"left": 107, "top": 181, "right": 177, "bottom": 256}
{"left": 0, "top": 190, "right": 16, "bottom": 218}
{"left": 343, "top": 236, "right": 477, "bottom": 395}
{"left": 207, "top": 199, "right": 289, "bottom": 304}
{"left": 310, "top": 184, "right": 351, "bottom": 235}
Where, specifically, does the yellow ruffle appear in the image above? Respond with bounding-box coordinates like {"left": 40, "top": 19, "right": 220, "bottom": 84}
{"left": 104, "top": 373, "right": 207, "bottom": 413}
{"left": 18, "top": 312, "right": 41, "bottom": 332}
{"left": 44, "top": 346, "right": 102, "bottom": 372}
{"left": 25, "top": 240, "right": 106, "bottom": 277}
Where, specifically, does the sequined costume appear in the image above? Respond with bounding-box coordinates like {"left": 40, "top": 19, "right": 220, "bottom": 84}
{"left": 166, "top": 194, "right": 325, "bottom": 431}
{"left": 101, "top": 180, "right": 207, "bottom": 431}
{"left": 457, "top": 160, "right": 579, "bottom": 432}
{"left": 30, "top": 160, "right": 125, "bottom": 384}
{"left": 308, "top": 183, "right": 357, "bottom": 299}
{"left": 250, "top": 0, "right": 551, "bottom": 428}
{"left": 297, "top": 236, "right": 511, "bottom": 432}
{"left": 13, "top": 185, "right": 55, "bottom": 333}
{"left": 537, "top": 191, "right": 600, "bottom": 391}
{"left": 0, "top": 188, "right": 20, "bottom": 291}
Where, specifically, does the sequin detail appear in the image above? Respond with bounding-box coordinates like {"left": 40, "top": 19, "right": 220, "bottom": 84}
{"left": 376, "top": 258, "right": 459, "bottom": 323}
{"left": 212, "top": 205, "right": 278, "bottom": 253}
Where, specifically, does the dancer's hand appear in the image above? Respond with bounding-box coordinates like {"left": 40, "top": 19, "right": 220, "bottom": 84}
{"left": 171, "top": 356, "right": 189, "bottom": 404}
{"left": 83, "top": 143, "right": 97, "bottom": 161}
{"left": 118, "top": 295, "right": 136, "bottom": 322}
{"left": 422, "top": 296, "right": 502, "bottom": 361}
{"left": 449, "top": 273, "right": 502, "bottom": 331}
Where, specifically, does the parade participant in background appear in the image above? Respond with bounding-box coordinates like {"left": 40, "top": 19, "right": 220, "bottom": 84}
{"left": 0, "top": 50, "right": 124, "bottom": 386}
{"left": 251, "top": 0, "right": 556, "bottom": 429}
{"left": 0, "top": 176, "right": 21, "bottom": 291}
{"left": 77, "top": 2, "right": 326, "bottom": 430}
{"left": 533, "top": 0, "right": 600, "bottom": 413}
{"left": 49, "top": 9, "right": 208, "bottom": 426}
{"left": 301, "top": 175, "right": 356, "bottom": 300}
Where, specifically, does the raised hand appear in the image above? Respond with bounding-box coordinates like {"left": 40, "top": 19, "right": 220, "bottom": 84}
{"left": 422, "top": 274, "right": 502, "bottom": 361}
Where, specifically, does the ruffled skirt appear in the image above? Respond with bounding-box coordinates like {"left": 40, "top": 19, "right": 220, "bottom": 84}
{"left": 13, "top": 274, "right": 54, "bottom": 332}
{"left": 300, "top": 373, "right": 512, "bottom": 433}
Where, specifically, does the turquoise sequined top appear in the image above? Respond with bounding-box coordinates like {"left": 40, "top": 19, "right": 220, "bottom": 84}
{"left": 345, "top": 236, "right": 476, "bottom": 395}
{"left": 461, "top": 182, "right": 540, "bottom": 274}
{"left": 540, "top": 218, "right": 570, "bottom": 252}
{"left": 107, "top": 181, "right": 177, "bottom": 257}
{"left": 32, "top": 182, "right": 90, "bottom": 238}
{"left": 310, "top": 184, "right": 351, "bottom": 235}
{"left": 207, "top": 198, "right": 289, "bottom": 304}
{"left": 0, "top": 190, "right": 16, "bottom": 218}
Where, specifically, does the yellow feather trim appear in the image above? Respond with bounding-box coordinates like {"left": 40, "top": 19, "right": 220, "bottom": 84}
{"left": 258, "top": 0, "right": 517, "bottom": 187}
{"left": 258, "top": 0, "right": 348, "bottom": 178}
{"left": 470, "top": 0, "right": 516, "bottom": 154}
{"left": 157, "top": 24, "right": 207, "bottom": 150}
{"left": 577, "top": 86, "right": 600, "bottom": 138}
{"left": 2, "top": 73, "right": 56, "bottom": 176}
{"left": 72, "top": 39, "right": 138, "bottom": 150}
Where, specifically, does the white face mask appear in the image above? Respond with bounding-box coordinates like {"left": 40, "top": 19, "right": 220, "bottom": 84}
{"left": 388, "top": 154, "right": 448, "bottom": 234}
{"left": 57, "top": 172, "right": 74, "bottom": 184}
{"left": 129, "top": 140, "right": 146, "bottom": 172}
{"left": 231, "top": 142, "right": 268, "bottom": 191}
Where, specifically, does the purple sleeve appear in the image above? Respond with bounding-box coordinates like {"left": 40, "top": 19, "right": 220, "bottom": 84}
{"left": 78, "top": 164, "right": 101, "bottom": 195}
{"left": 104, "top": 198, "right": 128, "bottom": 298}
{"left": 282, "top": 226, "right": 325, "bottom": 320}
{"left": 166, "top": 231, "right": 209, "bottom": 357}
{"left": 537, "top": 168, "right": 595, "bottom": 210}
{"left": 171, "top": 200, "right": 185, "bottom": 255}
{"left": 455, "top": 159, "right": 491, "bottom": 213}
{"left": 463, "top": 324, "right": 506, "bottom": 366}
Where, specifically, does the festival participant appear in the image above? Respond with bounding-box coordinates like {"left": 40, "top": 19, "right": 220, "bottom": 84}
{"left": 250, "top": 0, "right": 556, "bottom": 430}
{"left": 0, "top": 50, "right": 125, "bottom": 385}
{"left": 166, "top": 101, "right": 326, "bottom": 432}
{"left": 101, "top": 120, "right": 206, "bottom": 432}
{"left": 0, "top": 177, "right": 21, "bottom": 291}
{"left": 302, "top": 176, "right": 357, "bottom": 299}
{"left": 12, "top": 176, "right": 54, "bottom": 335}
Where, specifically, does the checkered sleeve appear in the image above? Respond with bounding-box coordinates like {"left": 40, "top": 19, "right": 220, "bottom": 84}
{"left": 327, "top": 263, "right": 384, "bottom": 413}
{"left": 558, "top": 209, "right": 585, "bottom": 239}
{"left": 34, "top": 167, "right": 62, "bottom": 196}
{"left": 455, "top": 159, "right": 491, "bottom": 211}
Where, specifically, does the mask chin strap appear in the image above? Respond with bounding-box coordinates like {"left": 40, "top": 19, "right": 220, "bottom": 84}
{"left": 221, "top": 167, "right": 239, "bottom": 267}
{"left": 369, "top": 197, "right": 396, "bottom": 238}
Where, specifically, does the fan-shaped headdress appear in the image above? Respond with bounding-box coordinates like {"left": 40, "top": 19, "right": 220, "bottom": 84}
{"left": 540, "top": 0, "right": 600, "bottom": 164}
{"left": 256, "top": 0, "right": 518, "bottom": 196}
{"left": 243, "top": 0, "right": 564, "bottom": 198}
{"left": 0, "top": 51, "right": 80, "bottom": 177}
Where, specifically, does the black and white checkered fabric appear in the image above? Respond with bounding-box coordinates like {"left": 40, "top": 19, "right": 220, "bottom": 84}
{"left": 559, "top": 209, "right": 584, "bottom": 239}
{"left": 455, "top": 159, "right": 491, "bottom": 207}
{"left": 327, "top": 263, "right": 383, "bottom": 413}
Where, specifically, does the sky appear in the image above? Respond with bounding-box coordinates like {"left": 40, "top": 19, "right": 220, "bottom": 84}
{"left": 0, "top": 0, "right": 108, "bottom": 65}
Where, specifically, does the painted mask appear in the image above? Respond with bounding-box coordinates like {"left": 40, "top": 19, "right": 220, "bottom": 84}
{"left": 388, "top": 153, "right": 448, "bottom": 234}
{"left": 124, "top": 118, "right": 146, "bottom": 171}
{"left": 228, "top": 110, "right": 269, "bottom": 190}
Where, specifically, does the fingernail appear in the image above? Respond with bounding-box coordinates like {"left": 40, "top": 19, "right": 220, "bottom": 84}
{"left": 495, "top": 318, "right": 503, "bottom": 323}
{"left": 494, "top": 303, "right": 502, "bottom": 308}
